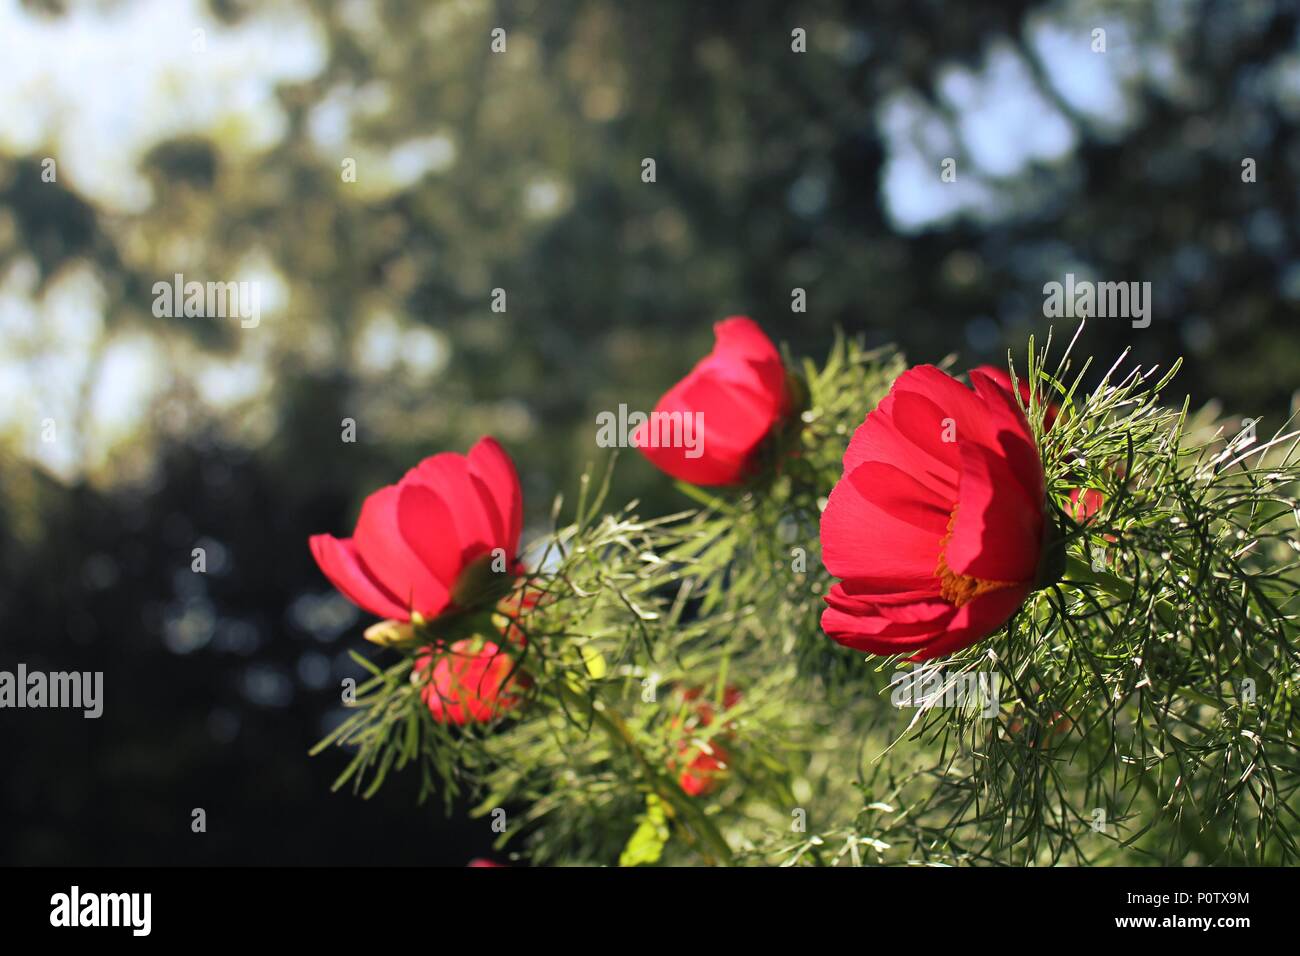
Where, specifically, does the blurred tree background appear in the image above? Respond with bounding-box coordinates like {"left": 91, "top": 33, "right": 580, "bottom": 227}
{"left": 1, "top": 0, "right": 1297, "bottom": 864}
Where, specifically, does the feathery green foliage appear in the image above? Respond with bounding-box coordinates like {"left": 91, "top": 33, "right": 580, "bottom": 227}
{"left": 316, "top": 326, "right": 1299, "bottom": 866}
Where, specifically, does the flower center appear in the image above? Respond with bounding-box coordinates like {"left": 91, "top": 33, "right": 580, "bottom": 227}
{"left": 935, "top": 507, "right": 1018, "bottom": 608}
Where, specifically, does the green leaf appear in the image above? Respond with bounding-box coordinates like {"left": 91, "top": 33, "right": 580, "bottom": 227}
{"left": 618, "top": 794, "right": 671, "bottom": 867}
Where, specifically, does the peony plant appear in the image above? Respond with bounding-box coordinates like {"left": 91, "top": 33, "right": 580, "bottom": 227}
{"left": 305, "top": 321, "right": 1300, "bottom": 867}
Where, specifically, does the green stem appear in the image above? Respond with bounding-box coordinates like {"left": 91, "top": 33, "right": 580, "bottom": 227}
{"left": 1062, "top": 556, "right": 1178, "bottom": 629}
{"left": 1063, "top": 554, "right": 1131, "bottom": 599}
{"left": 1063, "top": 555, "right": 1225, "bottom": 710}
{"left": 1136, "top": 769, "right": 1228, "bottom": 865}
{"left": 1066, "top": 556, "right": 1231, "bottom": 862}
{"left": 555, "top": 683, "right": 734, "bottom": 866}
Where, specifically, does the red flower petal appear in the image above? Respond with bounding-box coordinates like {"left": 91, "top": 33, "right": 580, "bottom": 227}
{"left": 677, "top": 744, "right": 729, "bottom": 797}
{"left": 820, "top": 603, "right": 954, "bottom": 654}
{"left": 308, "top": 534, "right": 409, "bottom": 620}
{"left": 902, "top": 584, "right": 1032, "bottom": 661}
{"left": 467, "top": 437, "right": 524, "bottom": 555}
{"left": 1069, "top": 487, "right": 1104, "bottom": 523}
{"left": 637, "top": 375, "right": 759, "bottom": 485}
{"left": 396, "top": 483, "right": 467, "bottom": 591}
{"left": 711, "top": 315, "right": 786, "bottom": 377}
{"left": 416, "top": 639, "right": 522, "bottom": 725}
{"left": 973, "top": 365, "right": 1060, "bottom": 431}
{"left": 821, "top": 461, "right": 949, "bottom": 581}
{"left": 944, "top": 439, "right": 1041, "bottom": 583}
{"left": 841, "top": 368, "right": 983, "bottom": 498}
{"left": 353, "top": 485, "right": 452, "bottom": 617}
{"left": 828, "top": 577, "right": 944, "bottom": 607}
{"left": 410, "top": 453, "right": 501, "bottom": 565}
{"left": 637, "top": 316, "right": 788, "bottom": 486}
{"left": 970, "top": 370, "right": 1046, "bottom": 505}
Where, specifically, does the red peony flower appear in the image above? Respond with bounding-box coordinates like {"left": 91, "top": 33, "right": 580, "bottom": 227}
{"left": 1006, "top": 709, "right": 1073, "bottom": 746}
{"left": 636, "top": 316, "right": 790, "bottom": 486}
{"left": 670, "top": 686, "right": 742, "bottom": 797}
{"left": 493, "top": 585, "right": 545, "bottom": 647}
{"left": 414, "top": 639, "right": 525, "bottom": 725}
{"left": 467, "top": 858, "right": 507, "bottom": 868}
{"left": 681, "top": 684, "right": 743, "bottom": 724}
{"left": 1068, "top": 486, "right": 1118, "bottom": 564}
{"left": 676, "top": 742, "right": 730, "bottom": 798}
{"left": 1068, "top": 487, "right": 1104, "bottom": 524}
{"left": 820, "top": 365, "right": 1048, "bottom": 661}
{"left": 973, "top": 365, "right": 1060, "bottom": 432}
{"left": 309, "top": 437, "right": 524, "bottom": 624}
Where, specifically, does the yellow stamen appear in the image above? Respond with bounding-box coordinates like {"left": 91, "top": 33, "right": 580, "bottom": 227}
{"left": 935, "top": 507, "right": 1018, "bottom": 608}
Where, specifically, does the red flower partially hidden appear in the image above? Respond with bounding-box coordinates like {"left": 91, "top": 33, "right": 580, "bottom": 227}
{"left": 973, "top": 365, "right": 1060, "bottom": 432}
{"left": 636, "top": 316, "right": 790, "bottom": 486}
{"left": 670, "top": 686, "right": 742, "bottom": 797}
{"left": 414, "top": 639, "right": 524, "bottom": 725}
{"left": 309, "top": 437, "right": 524, "bottom": 624}
{"left": 676, "top": 743, "right": 729, "bottom": 798}
{"left": 820, "top": 366, "right": 1047, "bottom": 661}
{"left": 1068, "top": 487, "right": 1104, "bottom": 524}
{"left": 494, "top": 586, "right": 545, "bottom": 647}
{"left": 1006, "top": 709, "right": 1073, "bottom": 746}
